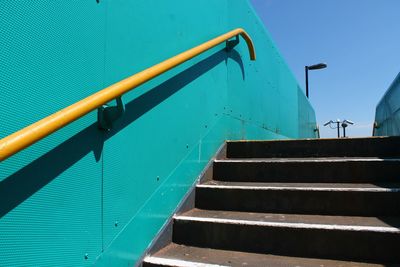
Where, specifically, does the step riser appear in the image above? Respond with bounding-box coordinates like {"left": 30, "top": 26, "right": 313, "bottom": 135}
{"left": 213, "top": 161, "right": 400, "bottom": 183}
{"left": 173, "top": 219, "right": 400, "bottom": 263}
{"left": 227, "top": 138, "right": 400, "bottom": 158}
{"left": 196, "top": 187, "right": 400, "bottom": 216}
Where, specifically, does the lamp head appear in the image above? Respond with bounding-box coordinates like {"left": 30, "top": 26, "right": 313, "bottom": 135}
{"left": 307, "top": 63, "right": 327, "bottom": 70}
{"left": 343, "top": 119, "right": 354, "bottom": 125}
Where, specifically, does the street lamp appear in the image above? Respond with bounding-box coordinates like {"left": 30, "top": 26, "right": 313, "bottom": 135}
{"left": 324, "top": 119, "right": 340, "bottom": 138}
{"left": 341, "top": 119, "right": 354, "bottom": 138}
{"left": 305, "top": 63, "right": 327, "bottom": 98}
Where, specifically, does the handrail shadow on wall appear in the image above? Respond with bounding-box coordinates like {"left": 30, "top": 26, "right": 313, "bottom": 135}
{"left": 0, "top": 28, "right": 254, "bottom": 162}
{"left": 0, "top": 48, "right": 244, "bottom": 218}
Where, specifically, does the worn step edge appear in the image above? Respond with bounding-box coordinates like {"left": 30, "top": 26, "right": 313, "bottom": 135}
{"left": 143, "top": 256, "right": 228, "bottom": 267}
{"left": 144, "top": 244, "right": 388, "bottom": 267}
{"left": 182, "top": 209, "right": 400, "bottom": 229}
{"left": 174, "top": 215, "right": 400, "bottom": 234}
{"left": 226, "top": 136, "right": 399, "bottom": 143}
{"left": 197, "top": 183, "right": 400, "bottom": 192}
{"left": 214, "top": 158, "right": 400, "bottom": 163}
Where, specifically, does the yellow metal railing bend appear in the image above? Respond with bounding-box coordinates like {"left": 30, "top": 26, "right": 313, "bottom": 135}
{"left": 0, "top": 28, "right": 256, "bottom": 162}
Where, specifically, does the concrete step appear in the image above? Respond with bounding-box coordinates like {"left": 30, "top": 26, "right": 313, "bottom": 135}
{"left": 213, "top": 158, "right": 400, "bottom": 183}
{"left": 142, "top": 138, "right": 400, "bottom": 266}
{"left": 172, "top": 210, "right": 400, "bottom": 263}
{"left": 195, "top": 181, "right": 400, "bottom": 216}
{"left": 143, "top": 243, "right": 388, "bottom": 267}
{"left": 226, "top": 137, "right": 400, "bottom": 158}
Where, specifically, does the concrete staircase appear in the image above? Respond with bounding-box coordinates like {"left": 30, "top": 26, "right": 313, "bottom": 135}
{"left": 143, "top": 137, "right": 400, "bottom": 266}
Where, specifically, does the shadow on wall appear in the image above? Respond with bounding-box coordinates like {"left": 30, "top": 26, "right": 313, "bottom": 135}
{"left": 0, "top": 48, "right": 244, "bottom": 219}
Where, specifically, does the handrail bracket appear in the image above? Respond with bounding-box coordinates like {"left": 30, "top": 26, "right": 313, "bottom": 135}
{"left": 98, "top": 97, "right": 125, "bottom": 131}
{"left": 226, "top": 36, "right": 240, "bottom": 52}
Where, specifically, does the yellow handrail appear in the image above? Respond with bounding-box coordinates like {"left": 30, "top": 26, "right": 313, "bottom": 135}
{"left": 0, "top": 28, "right": 256, "bottom": 162}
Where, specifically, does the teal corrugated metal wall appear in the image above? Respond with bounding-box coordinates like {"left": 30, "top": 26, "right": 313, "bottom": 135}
{"left": 374, "top": 73, "right": 400, "bottom": 136}
{"left": 0, "top": 0, "right": 317, "bottom": 266}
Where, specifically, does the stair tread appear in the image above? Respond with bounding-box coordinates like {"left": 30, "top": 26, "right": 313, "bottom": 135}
{"left": 226, "top": 137, "right": 400, "bottom": 158}
{"left": 176, "top": 209, "right": 400, "bottom": 232}
{"left": 227, "top": 136, "right": 399, "bottom": 143}
{"left": 216, "top": 158, "right": 400, "bottom": 162}
{"left": 200, "top": 181, "right": 400, "bottom": 192}
{"left": 144, "top": 243, "right": 388, "bottom": 267}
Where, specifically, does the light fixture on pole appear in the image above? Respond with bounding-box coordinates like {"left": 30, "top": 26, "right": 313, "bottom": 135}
{"left": 324, "top": 119, "right": 340, "bottom": 138}
{"left": 305, "top": 63, "right": 327, "bottom": 98}
{"left": 324, "top": 119, "right": 355, "bottom": 138}
{"left": 341, "top": 119, "right": 354, "bottom": 138}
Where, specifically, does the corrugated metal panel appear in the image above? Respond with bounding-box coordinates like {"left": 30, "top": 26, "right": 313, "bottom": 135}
{"left": 0, "top": 1, "right": 105, "bottom": 266}
{"left": 0, "top": 0, "right": 317, "bottom": 266}
{"left": 374, "top": 73, "right": 400, "bottom": 136}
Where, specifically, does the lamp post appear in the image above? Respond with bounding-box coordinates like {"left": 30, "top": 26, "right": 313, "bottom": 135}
{"left": 323, "top": 119, "right": 341, "bottom": 138}
{"left": 305, "top": 63, "right": 327, "bottom": 98}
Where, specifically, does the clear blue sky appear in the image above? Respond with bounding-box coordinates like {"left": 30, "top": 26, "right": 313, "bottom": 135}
{"left": 250, "top": 0, "right": 400, "bottom": 138}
